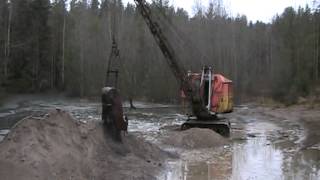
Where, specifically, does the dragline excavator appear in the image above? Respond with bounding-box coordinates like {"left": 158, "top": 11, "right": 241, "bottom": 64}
{"left": 134, "top": 0, "right": 233, "bottom": 136}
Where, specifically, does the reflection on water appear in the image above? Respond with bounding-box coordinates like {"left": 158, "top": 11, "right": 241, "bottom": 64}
{"left": 283, "top": 149, "right": 320, "bottom": 180}
{"left": 231, "top": 121, "right": 284, "bottom": 180}
{"left": 161, "top": 118, "right": 320, "bottom": 180}
{"left": 164, "top": 154, "right": 232, "bottom": 180}
{"left": 231, "top": 138, "right": 283, "bottom": 180}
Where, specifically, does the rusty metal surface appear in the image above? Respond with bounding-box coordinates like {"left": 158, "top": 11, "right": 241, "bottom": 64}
{"left": 102, "top": 87, "right": 128, "bottom": 141}
{"left": 105, "top": 37, "right": 121, "bottom": 88}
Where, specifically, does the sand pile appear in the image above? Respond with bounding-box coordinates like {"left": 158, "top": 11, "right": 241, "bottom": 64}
{"left": 163, "top": 128, "right": 228, "bottom": 149}
{"left": 0, "top": 110, "right": 172, "bottom": 180}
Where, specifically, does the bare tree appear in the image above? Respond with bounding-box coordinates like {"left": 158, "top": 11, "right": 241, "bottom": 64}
{"left": 61, "top": 11, "right": 66, "bottom": 87}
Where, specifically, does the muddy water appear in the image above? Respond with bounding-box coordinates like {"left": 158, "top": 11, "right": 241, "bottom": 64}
{"left": 0, "top": 97, "right": 319, "bottom": 180}
{"left": 161, "top": 120, "right": 285, "bottom": 180}
{"left": 231, "top": 121, "right": 284, "bottom": 180}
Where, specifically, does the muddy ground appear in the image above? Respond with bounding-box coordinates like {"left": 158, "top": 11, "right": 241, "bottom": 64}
{"left": 0, "top": 110, "right": 176, "bottom": 180}
{"left": 0, "top": 95, "right": 319, "bottom": 180}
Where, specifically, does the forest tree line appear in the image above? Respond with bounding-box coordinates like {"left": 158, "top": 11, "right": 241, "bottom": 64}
{"left": 0, "top": 0, "right": 319, "bottom": 104}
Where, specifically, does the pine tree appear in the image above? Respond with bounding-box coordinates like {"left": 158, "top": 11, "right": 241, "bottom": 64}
{"left": 0, "top": 0, "right": 9, "bottom": 81}
{"left": 9, "top": 0, "right": 33, "bottom": 91}
{"left": 50, "top": 0, "right": 66, "bottom": 89}
{"left": 29, "top": 0, "right": 51, "bottom": 91}
{"left": 91, "top": 0, "right": 99, "bottom": 15}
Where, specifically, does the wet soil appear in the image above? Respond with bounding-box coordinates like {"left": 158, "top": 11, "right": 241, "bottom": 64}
{"left": 0, "top": 95, "right": 319, "bottom": 180}
{"left": 0, "top": 110, "right": 174, "bottom": 180}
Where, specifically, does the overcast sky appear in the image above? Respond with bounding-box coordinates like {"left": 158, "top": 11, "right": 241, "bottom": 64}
{"left": 123, "top": 0, "right": 314, "bottom": 22}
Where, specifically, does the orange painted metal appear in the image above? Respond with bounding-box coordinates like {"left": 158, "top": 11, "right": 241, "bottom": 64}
{"left": 211, "top": 74, "right": 233, "bottom": 113}
{"left": 181, "top": 73, "right": 233, "bottom": 114}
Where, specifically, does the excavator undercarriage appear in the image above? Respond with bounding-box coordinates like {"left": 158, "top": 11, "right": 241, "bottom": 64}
{"left": 181, "top": 117, "right": 231, "bottom": 137}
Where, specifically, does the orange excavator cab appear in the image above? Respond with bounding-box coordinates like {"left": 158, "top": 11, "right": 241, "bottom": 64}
{"left": 186, "top": 67, "right": 233, "bottom": 114}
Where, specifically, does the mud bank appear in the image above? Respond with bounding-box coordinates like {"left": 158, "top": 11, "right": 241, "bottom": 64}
{"left": 0, "top": 110, "right": 173, "bottom": 180}
{"left": 254, "top": 105, "right": 320, "bottom": 150}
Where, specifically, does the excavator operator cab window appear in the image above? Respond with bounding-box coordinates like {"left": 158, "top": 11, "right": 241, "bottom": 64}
{"left": 203, "top": 80, "right": 210, "bottom": 106}
{"left": 200, "top": 67, "right": 213, "bottom": 110}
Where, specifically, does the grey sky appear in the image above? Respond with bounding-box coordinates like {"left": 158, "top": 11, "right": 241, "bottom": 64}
{"left": 122, "top": 0, "right": 314, "bottom": 22}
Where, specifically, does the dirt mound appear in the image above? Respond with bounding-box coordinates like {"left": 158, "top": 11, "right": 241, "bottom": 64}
{"left": 163, "top": 128, "right": 228, "bottom": 149}
{"left": 0, "top": 110, "right": 172, "bottom": 180}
